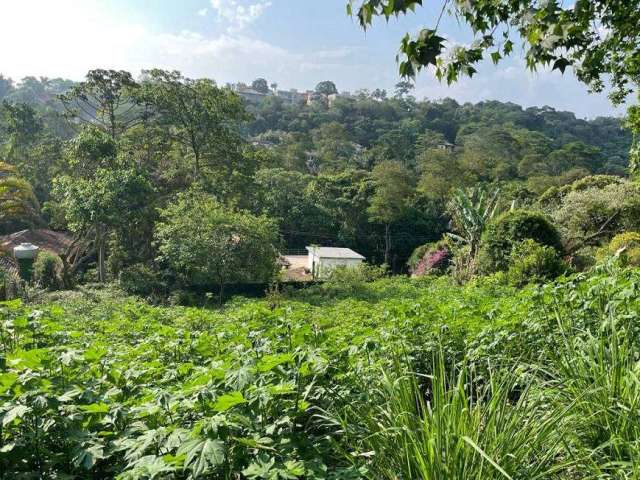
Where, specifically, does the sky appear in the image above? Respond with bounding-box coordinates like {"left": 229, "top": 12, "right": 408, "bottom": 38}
{"left": 0, "top": 0, "right": 630, "bottom": 118}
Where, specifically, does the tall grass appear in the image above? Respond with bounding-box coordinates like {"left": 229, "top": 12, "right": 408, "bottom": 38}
{"left": 550, "top": 306, "right": 640, "bottom": 477}
{"left": 336, "top": 357, "right": 569, "bottom": 479}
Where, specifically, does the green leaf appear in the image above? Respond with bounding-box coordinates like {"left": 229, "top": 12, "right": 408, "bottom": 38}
{"left": 72, "top": 444, "right": 105, "bottom": 470}
{"left": 178, "top": 438, "right": 225, "bottom": 477}
{"left": 79, "top": 402, "right": 110, "bottom": 414}
{"left": 212, "top": 391, "right": 246, "bottom": 412}
{"left": 2, "top": 405, "right": 31, "bottom": 427}
{"left": 552, "top": 57, "right": 571, "bottom": 74}
{"left": 257, "top": 353, "right": 294, "bottom": 372}
{"left": 242, "top": 456, "right": 275, "bottom": 478}
{"left": 0, "top": 373, "right": 18, "bottom": 395}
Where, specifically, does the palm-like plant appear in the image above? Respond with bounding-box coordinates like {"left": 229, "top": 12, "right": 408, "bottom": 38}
{"left": 0, "top": 161, "right": 39, "bottom": 226}
{"left": 446, "top": 187, "right": 500, "bottom": 259}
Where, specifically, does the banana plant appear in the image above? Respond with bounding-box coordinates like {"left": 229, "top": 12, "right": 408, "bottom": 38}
{"left": 446, "top": 186, "right": 501, "bottom": 260}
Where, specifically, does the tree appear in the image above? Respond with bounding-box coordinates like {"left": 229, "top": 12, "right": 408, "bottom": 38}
{"left": 393, "top": 80, "right": 414, "bottom": 99}
{"left": 155, "top": 190, "right": 279, "bottom": 303}
{"left": 59, "top": 69, "right": 140, "bottom": 139}
{"left": 53, "top": 168, "right": 152, "bottom": 282}
{"left": 137, "top": 69, "right": 248, "bottom": 179}
{"left": 62, "top": 125, "right": 118, "bottom": 178}
{"left": 367, "top": 161, "right": 414, "bottom": 265}
{"left": 251, "top": 78, "right": 270, "bottom": 94}
{"left": 0, "top": 75, "right": 14, "bottom": 101}
{"left": 347, "top": 0, "right": 640, "bottom": 103}
{"left": 551, "top": 180, "right": 640, "bottom": 253}
{"left": 315, "top": 81, "right": 338, "bottom": 96}
{"left": 0, "top": 162, "right": 39, "bottom": 229}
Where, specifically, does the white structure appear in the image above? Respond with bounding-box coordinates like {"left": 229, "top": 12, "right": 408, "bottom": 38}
{"left": 306, "top": 246, "right": 365, "bottom": 279}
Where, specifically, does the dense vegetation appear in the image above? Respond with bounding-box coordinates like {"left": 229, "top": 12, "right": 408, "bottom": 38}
{"left": 1, "top": 263, "right": 640, "bottom": 478}
{"left": 0, "top": 72, "right": 632, "bottom": 283}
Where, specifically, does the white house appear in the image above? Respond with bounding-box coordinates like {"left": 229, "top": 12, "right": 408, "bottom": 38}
{"left": 306, "top": 246, "right": 365, "bottom": 279}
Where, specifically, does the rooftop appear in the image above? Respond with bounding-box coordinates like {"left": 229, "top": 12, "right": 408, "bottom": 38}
{"left": 0, "top": 229, "right": 73, "bottom": 255}
{"left": 306, "top": 246, "right": 365, "bottom": 260}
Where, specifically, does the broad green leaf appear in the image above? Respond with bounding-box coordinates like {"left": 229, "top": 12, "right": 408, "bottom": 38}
{"left": 2, "top": 405, "right": 30, "bottom": 427}
{"left": 257, "top": 353, "right": 294, "bottom": 373}
{"left": 212, "top": 391, "right": 246, "bottom": 412}
{"left": 178, "top": 438, "right": 225, "bottom": 477}
{"left": 80, "top": 403, "right": 110, "bottom": 414}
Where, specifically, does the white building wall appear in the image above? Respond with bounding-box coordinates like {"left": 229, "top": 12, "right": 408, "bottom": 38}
{"left": 315, "top": 257, "right": 363, "bottom": 279}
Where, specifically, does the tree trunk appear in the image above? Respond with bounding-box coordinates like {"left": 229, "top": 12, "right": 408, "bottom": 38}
{"left": 96, "top": 226, "right": 106, "bottom": 283}
{"left": 384, "top": 223, "right": 391, "bottom": 266}
{"left": 218, "top": 280, "right": 225, "bottom": 306}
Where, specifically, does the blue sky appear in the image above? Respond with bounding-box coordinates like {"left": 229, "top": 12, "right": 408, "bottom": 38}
{"left": 0, "top": 0, "right": 628, "bottom": 118}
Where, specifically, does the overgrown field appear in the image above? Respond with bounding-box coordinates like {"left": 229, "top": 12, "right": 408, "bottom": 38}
{"left": 1, "top": 267, "right": 640, "bottom": 479}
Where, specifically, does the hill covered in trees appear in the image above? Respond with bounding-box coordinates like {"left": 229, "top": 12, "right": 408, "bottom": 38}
{"left": 0, "top": 72, "right": 633, "bottom": 278}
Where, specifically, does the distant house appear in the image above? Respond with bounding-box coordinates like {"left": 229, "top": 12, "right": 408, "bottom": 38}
{"left": 236, "top": 87, "right": 269, "bottom": 103}
{"left": 276, "top": 89, "right": 304, "bottom": 104}
{"left": 306, "top": 246, "right": 365, "bottom": 279}
{"left": 437, "top": 141, "right": 455, "bottom": 152}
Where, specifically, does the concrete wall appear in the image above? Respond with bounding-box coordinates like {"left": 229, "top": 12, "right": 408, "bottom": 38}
{"left": 314, "top": 257, "right": 363, "bottom": 279}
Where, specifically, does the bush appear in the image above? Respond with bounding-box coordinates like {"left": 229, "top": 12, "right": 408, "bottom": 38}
{"left": 411, "top": 241, "right": 452, "bottom": 277}
{"left": 119, "top": 263, "right": 166, "bottom": 297}
{"left": 601, "top": 231, "right": 640, "bottom": 266}
{"left": 506, "top": 239, "right": 567, "bottom": 287}
{"left": 479, "top": 209, "right": 563, "bottom": 274}
{"left": 538, "top": 174, "right": 624, "bottom": 209}
{"left": 32, "top": 251, "right": 64, "bottom": 291}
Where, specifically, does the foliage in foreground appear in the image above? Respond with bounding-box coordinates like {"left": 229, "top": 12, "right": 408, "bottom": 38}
{"left": 1, "top": 266, "right": 640, "bottom": 477}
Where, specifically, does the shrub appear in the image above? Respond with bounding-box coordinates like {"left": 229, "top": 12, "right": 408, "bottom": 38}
{"left": 409, "top": 239, "right": 452, "bottom": 277}
{"left": 414, "top": 247, "right": 452, "bottom": 277}
{"left": 119, "top": 263, "right": 166, "bottom": 297}
{"left": 551, "top": 181, "right": 640, "bottom": 249}
{"left": 155, "top": 189, "right": 280, "bottom": 303}
{"left": 601, "top": 231, "right": 640, "bottom": 266}
{"left": 479, "top": 209, "right": 562, "bottom": 273}
{"left": 538, "top": 174, "right": 625, "bottom": 209}
{"left": 32, "top": 251, "right": 64, "bottom": 291}
{"left": 506, "top": 239, "right": 567, "bottom": 287}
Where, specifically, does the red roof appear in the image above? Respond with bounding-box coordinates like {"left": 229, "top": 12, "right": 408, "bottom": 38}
{"left": 0, "top": 229, "right": 73, "bottom": 255}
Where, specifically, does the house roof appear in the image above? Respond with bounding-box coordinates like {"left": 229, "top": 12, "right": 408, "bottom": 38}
{"left": 0, "top": 229, "right": 73, "bottom": 255}
{"left": 306, "top": 246, "right": 365, "bottom": 260}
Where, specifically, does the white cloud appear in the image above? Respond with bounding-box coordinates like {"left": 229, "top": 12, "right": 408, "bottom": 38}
{"left": 209, "top": 0, "right": 272, "bottom": 32}
{"left": 197, "top": 8, "right": 208, "bottom": 16}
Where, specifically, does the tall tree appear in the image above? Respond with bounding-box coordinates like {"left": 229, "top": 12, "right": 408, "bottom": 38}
{"left": 60, "top": 69, "right": 140, "bottom": 139}
{"left": 315, "top": 81, "right": 338, "bottom": 96}
{"left": 251, "top": 78, "right": 270, "bottom": 94}
{"left": 367, "top": 160, "right": 415, "bottom": 265}
{"left": 53, "top": 168, "right": 152, "bottom": 282}
{"left": 155, "top": 189, "right": 279, "bottom": 303}
{"left": 137, "top": 69, "right": 248, "bottom": 180}
{"left": 393, "top": 80, "right": 414, "bottom": 99}
{"left": 0, "top": 75, "right": 14, "bottom": 101}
